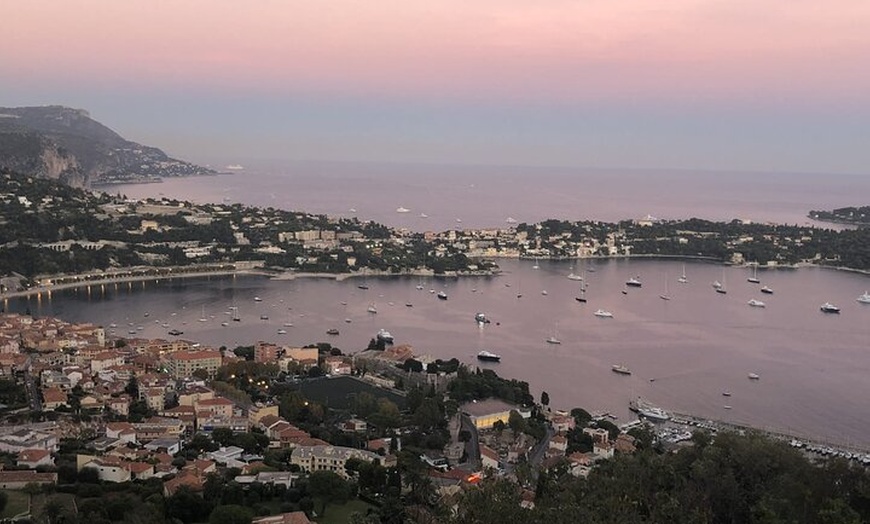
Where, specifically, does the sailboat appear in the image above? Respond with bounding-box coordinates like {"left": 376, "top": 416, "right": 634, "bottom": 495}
{"left": 747, "top": 263, "right": 760, "bottom": 284}
{"left": 532, "top": 257, "right": 540, "bottom": 270}
{"left": 546, "top": 324, "right": 561, "bottom": 345}
{"left": 715, "top": 270, "right": 728, "bottom": 294}
{"left": 677, "top": 263, "right": 688, "bottom": 284}
{"left": 567, "top": 264, "right": 583, "bottom": 281}
{"left": 659, "top": 273, "right": 672, "bottom": 301}
{"left": 198, "top": 305, "right": 208, "bottom": 322}
{"left": 231, "top": 306, "right": 241, "bottom": 322}
{"left": 575, "top": 280, "right": 587, "bottom": 303}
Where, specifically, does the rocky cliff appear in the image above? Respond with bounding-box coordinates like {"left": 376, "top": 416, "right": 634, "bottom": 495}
{"left": 0, "top": 105, "right": 214, "bottom": 186}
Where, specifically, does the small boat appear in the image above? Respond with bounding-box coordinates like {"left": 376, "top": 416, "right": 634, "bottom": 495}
{"left": 857, "top": 291, "right": 870, "bottom": 304}
{"left": 367, "top": 304, "right": 378, "bottom": 314}
{"left": 405, "top": 302, "right": 413, "bottom": 307}
{"left": 260, "top": 315, "right": 269, "bottom": 320}
{"left": 475, "top": 312, "right": 491, "bottom": 325}
{"left": 659, "top": 273, "right": 671, "bottom": 300}
{"left": 715, "top": 287, "right": 727, "bottom": 295}
{"left": 747, "top": 264, "right": 761, "bottom": 284}
{"left": 221, "top": 322, "right": 229, "bottom": 327}
{"left": 376, "top": 329, "right": 394, "bottom": 343}
{"left": 747, "top": 299, "right": 766, "bottom": 308}
{"left": 541, "top": 290, "right": 548, "bottom": 296}
{"left": 477, "top": 350, "right": 501, "bottom": 362}
{"left": 820, "top": 302, "right": 840, "bottom": 314}
{"left": 358, "top": 284, "right": 369, "bottom": 290}
{"left": 761, "top": 286, "right": 774, "bottom": 294}
{"left": 396, "top": 206, "right": 410, "bottom": 213}
{"left": 254, "top": 296, "right": 263, "bottom": 302}
{"left": 748, "top": 373, "right": 760, "bottom": 380}
{"left": 505, "top": 217, "right": 518, "bottom": 224}
{"left": 722, "top": 391, "right": 732, "bottom": 397}
{"left": 594, "top": 309, "right": 613, "bottom": 318}
{"left": 277, "top": 329, "right": 287, "bottom": 334}
{"left": 566, "top": 267, "right": 583, "bottom": 281}
{"left": 437, "top": 291, "right": 448, "bottom": 300}
{"left": 326, "top": 328, "right": 340, "bottom": 335}
{"left": 344, "top": 318, "right": 352, "bottom": 323}
{"left": 168, "top": 329, "right": 183, "bottom": 336}
{"left": 626, "top": 276, "right": 642, "bottom": 287}
{"left": 723, "top": 405, "right": 732, "bottom": 410}
{"left": 419, "top": 213, "right": 428, "bottom": 218}
{"left": 545, "top": 336, "right": 561, "bottom": 345}
{"left": 677, "top": 263, "right": 688, "bottom": 284}
{"left": 621, "top": 288, "right": 628, "bottom": 295}
{"left": 712, "top": 280, "right": 722, "bottom": 289}
{"left": 611, "top": 364, "right": 631, "bottom": 375}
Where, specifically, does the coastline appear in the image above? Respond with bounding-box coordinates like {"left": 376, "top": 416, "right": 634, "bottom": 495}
{"left": 4, "top": 255, "right": 867, "bottom": 301}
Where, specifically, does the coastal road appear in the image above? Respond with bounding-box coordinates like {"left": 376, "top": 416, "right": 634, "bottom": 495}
{"left": 528, "top": 424, "right": 555, "bottom": 477}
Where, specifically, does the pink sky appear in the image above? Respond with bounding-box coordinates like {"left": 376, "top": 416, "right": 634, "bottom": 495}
{"left": 6, "top": 1, "right": 870, "bottom": 104}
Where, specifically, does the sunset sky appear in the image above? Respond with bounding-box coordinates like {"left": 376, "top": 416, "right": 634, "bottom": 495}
{"left": 3, "top": 1, "right": 870, "bottom": 173}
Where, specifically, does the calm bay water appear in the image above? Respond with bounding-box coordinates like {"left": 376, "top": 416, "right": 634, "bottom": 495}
{"left": 30, "top": 164, "right": 870, "bottom": 444}
{"left": 7, "top": 259, "right": 870, "bottom": 446}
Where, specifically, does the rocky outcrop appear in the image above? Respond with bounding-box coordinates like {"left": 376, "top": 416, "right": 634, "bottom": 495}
{"left": 0, "top": 105, "right": 213, "bottom": 186}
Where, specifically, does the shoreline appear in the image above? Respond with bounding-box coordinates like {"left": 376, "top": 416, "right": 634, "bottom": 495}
{"left": 2, "top": 255, "right": 866, "bottom": 301}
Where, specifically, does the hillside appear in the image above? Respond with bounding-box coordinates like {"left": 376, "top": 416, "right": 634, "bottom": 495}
{"left": 0, "top": 105, "right": 214, "bottom": 186}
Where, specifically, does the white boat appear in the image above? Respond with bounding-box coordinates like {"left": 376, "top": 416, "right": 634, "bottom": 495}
{"left": 761, "top": 286, "right": 774, "bottom": 295}
{"left": 594, "top": 309, "right": 613, "bottom": 318}
{"left": 198, "top": 306, "right": 208, "bottom": 322}
{"left": 575, "top": 280, "right": 587, "bottom": 303}
{"left": 541, "top": 290, "right": 548, "bottom": 296}
{"left": 747, "top": 263, "right": 761, "bottom": 284}
{"left": 748, "top": 373, "right": 760, "bottom": 380}
{"left": 748, "top": 299, "right": 766, "bottom": 308}
{"left": 629, "top": 397, "right": 670, "bottom": 422}
{"left": 477, "top": 350, "right": 501, "bottom": 362}
{"left": 419, "top": 213, "right": 428, "bottom": 218}
{"left": 396, "top": 206, "right": 410, "bottom": 213}
{"left": 546, "top": 323, "right": 561, "bottom": 344}
{"left": 367, "top": 304, "right": 378, "bottom": 314}
{"left": 437, "top": 291, "right": 448, "bottom": 300}
{"left": 659, "top": 273, "right": 671, "bottom": 301}
{"left": 475, "top": 312, "right": 490, "bottom": 325}
{"left": 820, "top": 302, "right": 840, "bottom": 314}
{"left": 532, "top": 258, "right": 539, "bottom": 270}
{"left": 566, "top": 266, "right": 583, "bottom": 281}
{"left": 677, "top": 263, "right": 688, "bottom": 284}
{"left": 626, "top": 276, "right": 642, "bottom": 287}
{"left": 376, "top": 328, "right": 394, "bottom": 343}
{"left": 857, "top": 291, "right": 870, "bottom": 304}
{"left": 277, "top": 329, "right": 287, "bottom": 334}
{"left": 225, "top": 164, "right": 244, "bottom": 170}
{"left": 611, "top": 364, "right": 631, "bottom": 375}
{"left": 253, "top": 296, "right": 263, "bottom": 302}
{"left": 505, "top": 217, "right": 518, "bottom": 224}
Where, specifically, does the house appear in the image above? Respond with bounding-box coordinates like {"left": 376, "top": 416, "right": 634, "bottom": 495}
{"left": 460, "top": 399, "right": 522, "bottom": 430}
{"left": 77, "top": 455, "right": 132, "bottom": 483}
{"left": 144, "top": 438, "right": 181, "bottom": 456}
{"left": 163, "top": 469, "right": 204, "bottom": 496}
{"left": 209, "top": 446, "right": 244, "bottom": 465}
{"left": 42, "top": 387, "right": 68, "bottom": 410}
{"left": 0, "top": 470, "right": 58, "bottom": 489}
{"left": 194, "top": 397, "right": 235, "bottom": 420}
{"left": 593, "top": 440, "right": 614, "bottom": 459}
{"left": 17, "top": 448, "right": 55, "bottom": 469}
{"left": 0, "top": 428, "right": 58, "bottom": 453}
{"left": 550, "top": 414, "right": 576, "bottom": 434}
{"left": 290, "top": 445, "right": 381, "bottom": 479}
{"left": 342, "top": 418, "right": 367, "bottom": 433}
{"left": 479, "top": 444, "right": 500, "bottom": 471}
{"left": 127, "top": 461, "right": 155, "bottom": 481}
{"left": 549, "top": 435, "right": 568, "bottom": 453}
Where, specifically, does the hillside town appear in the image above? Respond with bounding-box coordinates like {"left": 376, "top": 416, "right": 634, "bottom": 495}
{"left": 0, "top": 311, "right": 651, "bottom": 523}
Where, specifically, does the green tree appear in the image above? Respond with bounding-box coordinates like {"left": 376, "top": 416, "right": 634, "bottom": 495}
{"left": 208, "top": 504, "right": 255, "bottom": 524}
{"left": 307, "top": 470, "right": 350, "bottom": 517}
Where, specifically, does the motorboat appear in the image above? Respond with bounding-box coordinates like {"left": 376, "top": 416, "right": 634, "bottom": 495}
{"left": 254, "top": 296, "right": 263, "bottom": 302}
{"left": 259, "top": 315, "right": 269, "bottom": 320}
{"left": 629, "top": 397, "right": 670, "bottom": 422}
{"left": 367, "top": 304, "right": 378, "bottom": 314}
{"left": 820, "top": 302, "right": 841, "bottom": 314}
{"left": 747, "top": 299, "right": 766, "bottom": 308}
{"left": 475, "top": 312, "right": 491, "bottom": 325}
{"left": 748, "top": 373, "right": 760, "bottom": 380}
{"left": 437, "top": 291, "right": 448, "bottom": 300}
{"left": 625, "top": 276, "right": 642, "bottom": 287}
{"left": 476, "top": 350, "right": 501, "bottom": 362}
{"left": 376, "top": 328, "right": 394, "bottom": 343}
{"left": 611, "top": 364, "right": 631, "bottom": 375}
{"left": 761, "top": 286, "right": 774, "bottom": 294}
{"left": 545, "top": 336, "right": 561, "bottom": 345}
{"left": 857, "top": 291, "right": 870, "bottom": 304}
{"left": 396, "top": 206, "right": 410, "bottom": 213}
{"left": 326, "top": 328, "right": 340, "bottom": 335}
{"left": 277, "top": 329, "right": 287, "bottom": 334}
{"left": 594, "top": 309, "right": 613, "bottom": 318}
